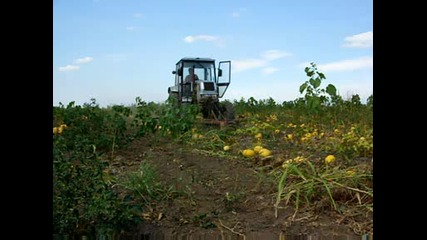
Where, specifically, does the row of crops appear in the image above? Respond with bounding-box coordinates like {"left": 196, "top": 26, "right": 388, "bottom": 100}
{"left": 53, "top": 63, "right": 373, "bottom": 236}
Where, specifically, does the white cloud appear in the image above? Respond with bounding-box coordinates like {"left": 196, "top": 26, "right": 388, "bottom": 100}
{"left": 133, "top": 13, "right": 143, "bottom": 18}
{"left": 59, "top": 57, "right": 92, "bottom": 72}
{"left": 184, "top": 35, "right": 219, "bottom": 43}
{"left": 233, "top": 50, "right": 291, "bottom": 73}
{"left": 262, "top": 67, "right": 279, "bottom": 75}
{"left": 183, "top": 36, "right": 195, "bottom": 43}
{"left": 126, "top": 26, "right": 136, "bottom": 31}
{"left": 58, "top": 65, "right": 80, "bottom": 72}
{"left": 262, "top": 50, "right": 292, "bottom": 61}
{"left": 342, "top": 31, "right": 373, "bottom": 48}
{"left": 232, "top": 59, "right": 266, "bottom": 73}
{"left": 318, "top": 56, "right": 373, "bottom": 72}
{"left": 74, "top": 57, "right": 93, "bottom": 64}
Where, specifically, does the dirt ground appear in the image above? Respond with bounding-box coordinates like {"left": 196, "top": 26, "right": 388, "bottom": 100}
{"left": 111, "top": 135, "right": 373, "bottom": 239}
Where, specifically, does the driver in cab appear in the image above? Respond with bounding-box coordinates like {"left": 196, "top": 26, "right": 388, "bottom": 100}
{"left": 185, "top": 67, "right": 199, "bottom": 84}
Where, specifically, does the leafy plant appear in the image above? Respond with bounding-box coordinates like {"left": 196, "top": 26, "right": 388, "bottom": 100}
{"left": 157, "top": 96, "right": 199, "bottom": 138}
{"left": 53, "top": 99, "right": 141, "bottom": 235}
{"left": 53, "top": 135, "right": 140, "bottom": 235}
{"left": 299, "top": 62, "right": 338, "bottom": 114}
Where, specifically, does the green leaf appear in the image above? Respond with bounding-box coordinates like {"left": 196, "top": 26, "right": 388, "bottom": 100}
{"left": 299, "top": 83, "right": 308, "bottom": 94}
{"left": 318, "top": 72, "right": 326, "bottom": 79}
{"left": 326, "top": 84, "right": 337, "bottom": 96}
{"left": 310, "top": 62, "right": 316, "bottom": 68}
{"left": 313, "top": 78, "right": 321, "bottom": 89}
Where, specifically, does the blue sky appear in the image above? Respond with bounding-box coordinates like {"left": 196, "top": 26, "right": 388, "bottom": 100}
{"left": 53, "top": 0, "right": 373, "bottom": 107}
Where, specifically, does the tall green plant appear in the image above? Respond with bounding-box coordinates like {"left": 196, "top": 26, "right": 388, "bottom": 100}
{"left": 299, "top": 62, "right": 338, "bottom": 114}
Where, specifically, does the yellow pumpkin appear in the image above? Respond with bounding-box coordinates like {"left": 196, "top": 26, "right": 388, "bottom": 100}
{"left": 259, "top": 148, "right": 272, "bottom": 157}
{"left": 242, "top": 149, "right": 256, "bottom": 157}
{"left": 253, "top": 145, "right": 263, "bottom": 153}
{"left": 325, "top": 155, "right": 336, "bottom": 164}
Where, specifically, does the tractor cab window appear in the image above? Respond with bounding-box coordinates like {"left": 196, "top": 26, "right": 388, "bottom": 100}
{"left": 183, "top": 62, "right": 215, "bottom": 82}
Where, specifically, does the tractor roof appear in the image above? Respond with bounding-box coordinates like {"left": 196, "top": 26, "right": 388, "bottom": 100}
{"left": 178, "top": 57, "right": 215, "bottom": 64}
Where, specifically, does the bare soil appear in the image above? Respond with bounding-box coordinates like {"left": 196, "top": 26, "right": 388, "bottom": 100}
{"left": 111, "top": 135, "right": 373, "bottom": 239}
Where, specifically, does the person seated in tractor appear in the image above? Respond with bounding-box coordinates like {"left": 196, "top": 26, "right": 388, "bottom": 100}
{"left": 184, "top": 67, "right": 199, "bottom": 84}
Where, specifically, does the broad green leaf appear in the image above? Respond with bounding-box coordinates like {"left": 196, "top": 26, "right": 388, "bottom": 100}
{"left": 313, "top": 78, "right": 321, "bottom": 89}
{"left": 299, "top": 82, "right": 307, "bottom": 94}
{"left": 326, "top": 84, "right": 337, "bottom": 96}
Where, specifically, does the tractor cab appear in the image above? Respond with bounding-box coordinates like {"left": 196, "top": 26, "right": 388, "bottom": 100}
{"left": 168, "top": 57, "right": 231, "bottom": 104}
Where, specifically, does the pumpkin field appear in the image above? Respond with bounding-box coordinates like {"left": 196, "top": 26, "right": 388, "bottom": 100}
{"left": 53, "top": 65, "right": 373, "bottom": 239}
